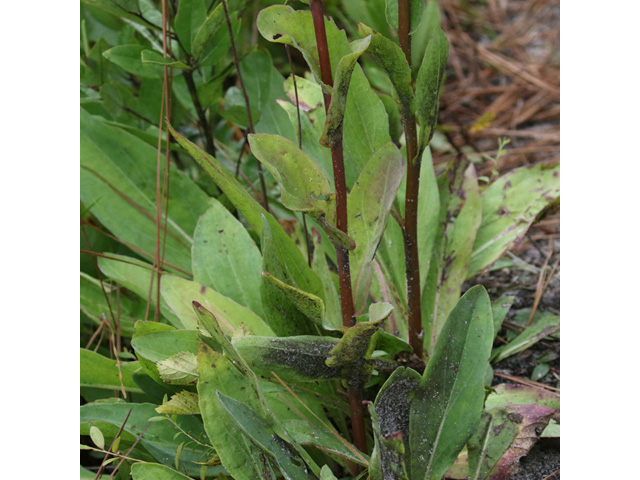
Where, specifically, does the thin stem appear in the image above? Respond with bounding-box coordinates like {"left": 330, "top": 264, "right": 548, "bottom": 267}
{"left": 398, "top": 0, "right": 424, "bottom": 360}
{"left": 221, "top": 0, "right": 270, "bottom": 212}
{"left": 310, "top": 0, "right": 365, "bottom": 457}
{"left": 285, "top": 43, "right": 312, "bottom": 266}
{"left": 183, "top": 70, "right": 215, "bottom": 156}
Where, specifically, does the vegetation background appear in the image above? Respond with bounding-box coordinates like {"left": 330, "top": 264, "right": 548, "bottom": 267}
{"left": 3, "top": 1, "right": 640, "bottom": 479}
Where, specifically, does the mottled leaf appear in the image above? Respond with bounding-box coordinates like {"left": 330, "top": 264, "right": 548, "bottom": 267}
{"left": 156, "top": 352, "right": 198, "bottom": 385}
{"left": 261, "top": 272, "right": 324, "bottom": 327}
{"left": 156, "top": 391, "right": 201, "bottom": 415}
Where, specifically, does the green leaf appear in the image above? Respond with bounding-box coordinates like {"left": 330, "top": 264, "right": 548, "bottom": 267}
{"left": 491, "top": 315, "right": 559, "bottom": 363}
{"left": 156, "top": 352, "right": 198, "bottom": 385}
{"left": 131, "top": 462, "right": 194, "bottom": 479}
{"left": 81, "top": 402, "right": 210, "bottom": 474}
{"left": 413, "top": 27, "right": 449, "bottom": 153}
{"left": 468, "top": 163, "right": 560, "bottom": 277}
{"left": 357, "top": 24, "right": 413, "bottom": 116}
{"left": 97, "top": 254, "right": 181, "bottom": 327}
{"left": 348, "top": 142, "right": 405, "bottom": 311}
{"left": 485, "top": 384, "right": 560, "bottom": 411}
{"left": 220, "top": 86, "right": 261, "bottom": 128}
{"left": 80, "top": 349, "right": 143, "bottom": 393}
{"left": 80, "top": 273, "right": 137, "bottom": 337}
{"left": 217, "top": 393, "right": 316, "bottom": 480}
{"left": 261, "top": 272, "right": 325, "bottom": 327}
{"left": 491, "top": 296, "right": 515, "bottom": 338}
{"left": 259, "top": 216, "right": 322, "bottom": 336}
{"left": 248, "top": 133, "right": 333, "bottom": 215}
{"left": 417, "top": 147, "right": 441, "bottom": 292}
{"left": 192, "top": 199, "right": 264, "bottom": 316}
{"left": 467, "top": 410, "right": 520, "bottom": 480}
{"left": 131, "top": 327, "right": 201, "bottom": 364}
{"left": 411, "top": 0, "right": 442, "bottom": 73}
{"left": 169, "top": 124, "right": 319, "bottom": 302}
{"left": 90, "top": 425, "right": 105, "bottom": 450}
{"left": 191, "top": 2, "right": 226, "bottom": 59}
{"left": 196, "top": 345, "right": 270, "bottom": 480}
{"left": 173, "top": 0, "right": 207, "bottom": 55}
{"left": 311, "top": 234, "right": 342, "bottom": 330}
{"left": 423, "top": 157, "right": 482, "bottom": 352}
{"left": 156, "top": 391, "right": 201, "bottom": 415}
{"left": 320, "top": 36, "right": 372, "bottom": 148}
{"left": 161, "top": 274, "right": 274, "bottom": 335}
{"left": 410, "top": 285, "right": 494, "bottom": 480}
{"left": 102, "top": 44, "right": 164, "bottom": 78}
{"left": 233, "top": 335, "right": 339, "bottom": 383}
{"left": 384, "top": 0, "right": 426, "bottom": 34}
{"left": 342, "top": 0, "right": 393, "bottom": 40}
{"left": 257, "top": 5, "right": 390, "bottom": 187}
{"left": 141, "top": 50, "right": 191, "bottom": 69}
{"left": 320, "top": 465, "right": 339, "bottom": 480}
{"left": 81, "top": 110, "right": 210, "bottom": 274}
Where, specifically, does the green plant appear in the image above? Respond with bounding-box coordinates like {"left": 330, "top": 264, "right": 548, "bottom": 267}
{"left": 80, "top": 1, "right": 560, "bottom": 478}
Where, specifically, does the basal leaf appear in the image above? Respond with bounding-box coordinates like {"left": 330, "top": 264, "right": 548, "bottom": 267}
{"left": 485, "top": 384, "right": 560, "bottom": 411}
{"left": 491, "top": 315, "right": 559, "bottom": 363}
{"left": 467, "top": 410, "right": 519, "bottom": 480}
{"left": 491, "top": 296, "right": 515, "bottom": 339}
{"left": 410, "top": 285, "right": 494, "bottom": 480}
{"left": 468, "top": 163, "right": 560, "bottom": 278}
{"left": 192, "top": 199, "right": 264, "bottom": 316}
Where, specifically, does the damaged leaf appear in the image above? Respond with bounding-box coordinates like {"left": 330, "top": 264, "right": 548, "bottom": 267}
{"left": 156, "top": 391, "right": 201, "bottom": 415}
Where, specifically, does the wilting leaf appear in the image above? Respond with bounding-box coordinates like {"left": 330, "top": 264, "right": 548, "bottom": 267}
{"left": 413, "top": 27, "right": 449, "bottom": 152}
{"left": 410, "top": 285, "right": 494, "bottom": 480}
{"left": 156, "top": 352, "right": 198, "bottom": 385}
{"left": 156, "top": 391, "right": 201, "bottom": 415}
{"left": 468, "top": 164, "right": 560, "bottom": 278}
{"left": 192, "top": 199, "right": 264, "bottom": 316}
{"left": 233, "top": 335, "right": 339, "bottom": 383}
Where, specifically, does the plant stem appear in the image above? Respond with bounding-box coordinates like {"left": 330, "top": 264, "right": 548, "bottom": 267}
{"left": 310, "top": 0, "right": 366, "bottom": 458}
{"left": 398, "top": 0, "right": 424, "bottom": 360}
{"left": 183, "top": 70, "right": 215, "bottom": 156}
{"left": 222, "top": 0, "right": 270, "bottom": 212}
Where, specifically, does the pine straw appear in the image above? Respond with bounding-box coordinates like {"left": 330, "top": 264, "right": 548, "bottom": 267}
{"left": 435, "top": 0, "right": 560, "bottom": 175}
